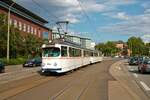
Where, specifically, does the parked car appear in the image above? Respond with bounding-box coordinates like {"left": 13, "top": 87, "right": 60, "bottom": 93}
{"left": 138, "top": 58, "right": 150, "bottom": 73}
{"left": 0, "top": 60, "right": 5, "bottom": 73}
{"left": 137, "top": 56, "right": 145, "bottom": 65}
{"left": 23, "top": 57, "right": 42, "bottom": 67}
{"left": 128, "top": 57, "right": 139, "bottom": 65}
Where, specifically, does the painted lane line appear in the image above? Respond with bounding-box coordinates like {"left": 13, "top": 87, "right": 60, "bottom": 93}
{"left": 133, "top": 73, "right": 138, "bottom": 78}
{"left": 118, "top": 67, "right": 121, "bottom": 70}
{"left": 140, "top": 81, "right": 150, "bottom": 91}
{"left": 129, "top": 69, "right": 134, "bottom": 71}
{"left": 128, "top": 66, "right": 131, "bottom": 69}
{"left": 115, "top": 66, "right": 118, "bottom": 69}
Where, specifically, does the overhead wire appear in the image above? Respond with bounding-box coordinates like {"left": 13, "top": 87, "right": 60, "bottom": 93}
{"left": 31, "top": 0, "right": 66, "bottom": 33}
{"left": 76, "top": 0, "right": 97, "bottom": 38}
{"left": 76, "top": 0, "right": 92, "bottom": 24}
{"left": 31, "top": 0, "right": 96, "bottom": 37}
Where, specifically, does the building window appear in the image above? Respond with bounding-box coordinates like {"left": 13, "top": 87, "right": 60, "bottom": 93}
{"left": 23, "top": 23, "right": 26, "bottom": 32}
{"left": 34, "top": 28, "right": 37, "bottom": 35}
{"left": 19, "top": 22, "right": 22, "bottom": 30}
{"left": 38, "top": 30, "right": 41, "bottom": 37}
{"left": 14, "top": 20, "right": 17, "bottom": 28}
{"left": 27, "top": 25, "right": 30, "bottom": 33}
{"left": 31, "top": 27, "right": 33, "bottom": 34}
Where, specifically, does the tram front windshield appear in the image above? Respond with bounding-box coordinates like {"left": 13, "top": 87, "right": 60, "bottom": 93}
{"left": 42, "top": 47, "right": 60, "bottom": 57}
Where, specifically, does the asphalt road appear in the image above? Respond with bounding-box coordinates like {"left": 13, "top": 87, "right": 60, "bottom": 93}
{"left": 0, "top": 60, "right": 116, "bottom": 100}
{"left": 127, "top": 64, "right": 150, "bottom": 99}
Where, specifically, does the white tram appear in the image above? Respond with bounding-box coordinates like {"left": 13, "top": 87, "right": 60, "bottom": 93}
{"left": 41, "top": 39, "right": 103, "bottom": 73}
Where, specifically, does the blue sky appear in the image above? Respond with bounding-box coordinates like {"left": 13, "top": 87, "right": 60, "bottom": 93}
{"left": 16, "top": 0, "right": 150, "bottom": 43}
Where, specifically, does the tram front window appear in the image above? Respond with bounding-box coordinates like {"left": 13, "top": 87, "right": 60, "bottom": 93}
{"left": 43, "top": 48, "right": 60, "bottom": 57}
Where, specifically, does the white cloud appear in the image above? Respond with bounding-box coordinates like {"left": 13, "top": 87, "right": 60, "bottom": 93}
{"left": 116, "top": 12, "right": 129, "bottom": 20}
{"left": 16, "top": 0, "right": 149, "bottom": 42}
{"left": 104, "top": 0, "right": 137, "bottom": 5}
{"left": 81, "top": 1, "right": 105, "bottom": 12}
{"left": 58, "top": 13, "right": 80, "bottom": 23}
{"left": 48, "top": 0, "right": 79, "bottom": 7}
{"left": 16, "top": 0, "right": 138, "bottom": 24}
{"left": 141, "top": 34, "right": 150, "bottom": 43}
{"left": 103, "top": 12, "right": 129, "bottom": 20}
{"left": 145, "top": 9, "right": 150, "bottom": 14}
{"left": 98, "top": 13, "right": 150, "bottom": 36}
{"left": 16, "top": 0, "right": 106, "bottom": 25}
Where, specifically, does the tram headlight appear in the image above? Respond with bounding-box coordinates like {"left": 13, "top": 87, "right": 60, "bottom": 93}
{"left": 53, "top": 62, "right": 57, "bottom": 66}
{"left": 42, "top": 63, "right": 45, "bottom": 67}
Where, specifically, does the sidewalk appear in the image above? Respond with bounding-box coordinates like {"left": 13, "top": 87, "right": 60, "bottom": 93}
{"left": 5, "top": 64, "right": 22, "bottom": 72}
{"left": 0, "top": 64, "right": 40, "bottom": 84}
{"left": 108, "top": 60, "right": 141, "bottom": 100}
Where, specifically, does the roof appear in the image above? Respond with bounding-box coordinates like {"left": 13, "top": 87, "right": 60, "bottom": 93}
{"left": 53, "top": 32, "right": 91, "bottom": 40}
{"left": 44, "top": 38, "right": 96, "bottom": 51}
{"left": 0, "top": 0, "right": 48, "bottom": 24}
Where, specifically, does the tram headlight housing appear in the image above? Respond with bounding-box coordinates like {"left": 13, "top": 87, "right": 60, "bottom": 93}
{"left": 53, "top": 62, "right": 57, "bottom": 66}
{"left": 42, "top": 63, "right": 45, "bottom": 67}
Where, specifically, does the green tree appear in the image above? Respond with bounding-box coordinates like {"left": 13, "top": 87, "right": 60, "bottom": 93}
{"left": 146, "top": 43, "right": 150, "bottom": 56}
{"left": 96, "top": 41, "right": 121, "bottom": 56}
{"left": 0, "top": 13, "right": 43, "bottom": 58}
{"left": 23, "top": 34, "right": 43, "bottom": 58}
{"left": 127, "top": 37, "right": 147, "bottom": 56}
{"left": 0, "top": 14, "right": 8, "bottom": 57}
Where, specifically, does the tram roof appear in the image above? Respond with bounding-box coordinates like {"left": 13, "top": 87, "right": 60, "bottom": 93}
{"left": 45, "top": 39, "right": 98, "bottom": 52}
{"left": 51, "top": 38, "right": 82, "bottom": 48}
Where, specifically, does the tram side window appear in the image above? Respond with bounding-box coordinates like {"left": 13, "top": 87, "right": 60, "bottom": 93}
{"left": 99, "top": 52, "right": 102, "bottom": 56}
{"left": 69, "top": 48, "right": 73, "bottom": 57}
{"left": 79, "top": 49, "right": 81, "bottom": 57}
{"left": 84, "top": 51, "right": 89, "bottom": 57}
{"left": 75, "top": 49, "right": 81, "bottom": 57}
{"left": 90, "top": 52, "right": 93, "bottom": 57}
{"left": 94, "top": 52, "right": 98, "bottom": 57}
{"left": 61, "top": 46, "right": 67, "bottom": 57}
{"left": 69, "top": 48, "right": 81, "bottom": 57}
{"left": 69, "top": 47, "right": 74, "bottom": 57}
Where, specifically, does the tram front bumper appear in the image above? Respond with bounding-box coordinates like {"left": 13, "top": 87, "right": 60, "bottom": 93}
{"left": 41, "top": 68, "right": 62, "bottom": 73}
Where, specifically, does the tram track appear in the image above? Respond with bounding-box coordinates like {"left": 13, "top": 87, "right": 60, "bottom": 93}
{"left": 1, "top": 70, "right": 86, "bottom": 100}
{"left": 50, "top": 68, "right": 95, "bottom": 100}
{"left": 75, "top": 80, "right": 91, "bottom": 100}
{"left": 0, "top": 64, "right": 92, "bottom": 100}
{"left": 0, "top": 60, "right": 117, "bottom": 100}
{"left": 0, "top": 74, "right": 47, "bottom": 93}
{"left": 0, "top": 74, "right": 57, "bottom": 100}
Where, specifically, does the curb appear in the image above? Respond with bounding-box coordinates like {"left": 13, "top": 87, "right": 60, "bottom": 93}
{"left": 109, "top": 60, "right": 141, "bottom": 100}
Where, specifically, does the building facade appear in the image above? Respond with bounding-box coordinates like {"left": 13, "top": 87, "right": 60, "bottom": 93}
{"left": 0, "top": 0, "right": 52, "bottom": 39}
{"left": 115, "top": 43, "right": 131, "bottom": 56}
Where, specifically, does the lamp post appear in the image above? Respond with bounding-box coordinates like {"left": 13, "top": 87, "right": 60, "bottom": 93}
{"left": 7, "top": 2, "right": 16, "bottom": 61}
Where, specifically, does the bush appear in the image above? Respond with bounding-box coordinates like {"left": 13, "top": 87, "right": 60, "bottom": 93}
{"left": 0, "top": 57, "right": 27, "bottom": 65}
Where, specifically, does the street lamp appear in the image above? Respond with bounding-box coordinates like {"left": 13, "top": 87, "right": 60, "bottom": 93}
{"left": 7, "top": 1, "right": 16, "bottom": 61}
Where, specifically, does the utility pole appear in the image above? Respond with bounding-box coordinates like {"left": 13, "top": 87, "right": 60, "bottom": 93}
{"left": 7, "top": 1, "right": 16, "bottom": 61}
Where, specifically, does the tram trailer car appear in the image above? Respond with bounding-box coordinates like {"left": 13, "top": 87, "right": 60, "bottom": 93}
{"left": 41, "top": 39, "right": 103, "bottom": 74}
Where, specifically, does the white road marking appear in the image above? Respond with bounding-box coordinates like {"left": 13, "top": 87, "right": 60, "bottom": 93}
{"left": 129, "top": 69, "right": 134, "bottom": 71}
{"left": 115, "top": 66, "right": 121, "bottom": 70}
{"left": 133, "top": 73, "right": 138, "bottom": 78}
{"left": 140, "top": 81, "right": 150, "bottom": 91}
{"left": 118, "top": 67, "right": 121, "bottom": 70}
{"left": 128, "top": 66, "right": 131, "bottom": 69}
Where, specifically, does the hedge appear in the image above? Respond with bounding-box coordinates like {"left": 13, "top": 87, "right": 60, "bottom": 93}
{"left": 0, "top": 57, "right": 27, "bottom": 65}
